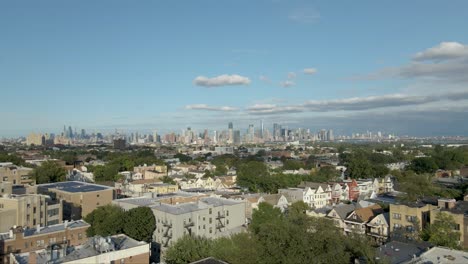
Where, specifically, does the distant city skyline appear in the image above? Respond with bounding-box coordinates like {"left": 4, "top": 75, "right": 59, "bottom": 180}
{"left": 1, "top": 1, "right": 468, "bottom": 137}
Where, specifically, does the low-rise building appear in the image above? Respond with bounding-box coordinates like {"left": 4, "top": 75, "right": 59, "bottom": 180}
{"left": 389, "top": 202, "right": 436, "bottom": 240}
{"left": 431, "top": 199, "right": 468, "bottom": 249}
{"left": 0, "top": 182, "right": 12, "bottom": 196}
{"left": 10, "top": 234, "right": 149, "bottom": 264}
{"left": 34, "top": 181, "right": 114, "bottom": 220}
{"left": 0, "top": 194, "right": 62, "bottom": 233}
{"left": 0, "top": 164, "right": 33, "bottom": 185}
{"left": 152, "top": 197, "right": 245, "bottom": 248}
{"left": 0, "top": 220, "right": 89, "bottom": 264}
{"left": 326, "top": 204, "right": 356, "bottom": 231}
{"left": 344, "top": 204, "right": 383, "bottom": 235}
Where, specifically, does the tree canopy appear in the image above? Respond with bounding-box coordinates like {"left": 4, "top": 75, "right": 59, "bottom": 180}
{"left": 30, "top": 160, "right": 66, "bottom": 184}
{"left": 123, "top": 207, "right": 156, "bottom": 242}
{"left": 423, "top": 212, "right": 461, "bottom": 249}
{"left": 165, "top": 202, "right": 377, "bottom": 264}
{"left": 85, "top": 205, "right": 156, "bottom": 243}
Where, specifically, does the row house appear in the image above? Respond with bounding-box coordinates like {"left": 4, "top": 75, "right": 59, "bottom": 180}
{"left": 344, "top": 204, "right": 383, "bottom": 235}
{"left": 178, "top": 177, "right": 227, "bottom": 191}
{"left": 279, "top": 186, "right": 331, "bottom": 209}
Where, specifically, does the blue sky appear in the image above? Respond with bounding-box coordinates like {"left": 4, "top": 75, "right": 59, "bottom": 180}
{"left": 1, "top": 0, "right": 468, "bottom": 137}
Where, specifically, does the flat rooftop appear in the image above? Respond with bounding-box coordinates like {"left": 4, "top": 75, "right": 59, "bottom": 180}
{"left": 13, "top": 234, "right": 147, "bottom": 264}
{"left": 152, "top": 197, "right": 243, "bottom": 215}
{"left": 0, "top": 220, "right": 89, "bottom": 240}
{"left": 38, "top": 181, "right": 112, "bottom": 193}
{"left": 415, "top": 247, "right": 468, "bottom": 263}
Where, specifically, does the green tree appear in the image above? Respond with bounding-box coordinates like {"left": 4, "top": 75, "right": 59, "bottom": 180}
{"left": 174, "top": 153, "right": 192, "bottom": 162}
{"left": 123, "top": 207, "right": 156, "bottom": 242}
{"left": 425, "top": 212, "right": 461, "bottom": 249}
{"left": 410, "top": 157, "right": 438, "bottom": 174}
{"left": 398, "top": 172, "right": 436, "bottom": 202}
{"left": 161, "top": 175, "right": 176, "bottom": 184}
{"left": 30, "top": 160, "right": 66, "bottom": 184}
{"left": 237, "top": 161, "right": 270, "bottom": 192}
{"left": 165, "top": 235, "right": 212, "bottom": 264}
{"left": 282, "top": 160, "right": 304, "bottom": 170}
{"left": 250, "top": 202, "right": 283, "bottom": 234}
{"left": 84, "top": 205, "right": 124, "bottom": 237}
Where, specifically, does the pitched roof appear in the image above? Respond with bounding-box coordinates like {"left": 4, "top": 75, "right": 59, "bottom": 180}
{"left": 347, "top": 204, "right": 383, "bottom": 223}
{"left": 332, "top": 204, "right": 356, "bottom": 219}
{"left": 298, "top": 181, "right": 330, "bottom": 190}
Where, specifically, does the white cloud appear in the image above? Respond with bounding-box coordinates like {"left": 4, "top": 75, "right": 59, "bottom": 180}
{"left": 280, "top": 80, "right": 295, "bottom": 88}
{"left": 303, "top": 68, "right": 317, "bottom": 75}
{"left": 185, "top": 104, "right": 238, "bottom": 112}
{"left": 413, "top": 42, "right": 468, "bottom": 61}
{"left": 287, "top": 72, "right": 297, "bottom": 79}
{"left": 193, "top": 74, "right": 251, "bottom": 87}
{"left": 246, "top": 90, "right": 468, "bottom": 115}
{"left": 354, "top": 41, "right": 468, "bottom": 84}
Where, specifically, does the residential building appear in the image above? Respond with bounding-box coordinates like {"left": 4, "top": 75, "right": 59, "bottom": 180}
{"left": 431, "top": 199, "right": 468, "bottom": 249}
{"left": 0, "top": 164, "right": 33, "bottom": 185}
{"left": 152, "top": 197, "right": 246, "bottom": 248}
{"left": 0, "top": 220, "right": 89, "bottom": 264}
{"left": 0, "top": 181, "right": 12, "bottom": 196}
{"left": 10, "top": 234, "right": 150, "bottom": 264}
{"left": 326, "top": 204, "right": 356, "bottom": 230}
{"left": 133, "top": 164, "right": 168, "bottom": 180}
{"left": 411, "top": 246, "right": 468, "bottom": 264}
{"left": 344, "top": 204, "right": 384, "bottom": 235}
{"left": 34, "top": 181, "right": 114, "bottom": 220}
{"left": 366, "top": 212, "right": 390, "bottom": 244}
{"left": 257, "top": 194, "right": 289, "bottom": 212}
{"left": 0, "top": 194, "right": 62, "bottom": 233}
{"left": 389, "top": 202, "right": 436, "bottom": 240}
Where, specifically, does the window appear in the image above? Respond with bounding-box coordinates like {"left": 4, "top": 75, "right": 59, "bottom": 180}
{"left": 209, "top": 208, "right": 212, "bottom": 214}
{"left": 209, "top": 227, "right": 212, "bottom": 234}
{"left": 406, "top": 215, "right": 417, "bottom": 223}
{"left": 33, "top": 207, "right": 36, "bottom": 213}
{"left": 226, "top": 219, "right": 229, "bottom": 225}
{"left": 209, "top": 218, "right": 212, "bottom": 224}
{"left": 392, "top": 213, "right": 401, "bottom": 220}
{"left": 203, "top": 225, "right": 206, "bottom": 229}
{"left": 24, "top": 242, "right": 28, "bottom": 249}
{"left": 78, "top": 233, "right": 83, "bottom": 239}
{"left": 97, "top": 194, "right": 100, "bottom": 197}
{"left": 406, "top": 226, "right": 415, "bottom": 232}
{"left": 393, "top": 224, "right": 401, "bottom": 230}
{"left": 226, "top": 210, "right": 229, "bottom": 216}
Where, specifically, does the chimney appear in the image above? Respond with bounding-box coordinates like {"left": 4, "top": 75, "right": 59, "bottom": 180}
{"left": 36, "top": 224, "right": 41, "bottom": 233}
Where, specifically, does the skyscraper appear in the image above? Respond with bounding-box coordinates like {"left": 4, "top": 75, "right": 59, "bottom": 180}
{"left": 248, "top": 124, "right": 255, "bottom": 143}
{"left": 260, "top": 120, "right": 264, "bottom": 139}
{"left": 228, "top": 122, "right": 234, "bottom": 144}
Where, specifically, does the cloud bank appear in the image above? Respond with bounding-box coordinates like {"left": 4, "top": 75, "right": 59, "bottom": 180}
{"left": 193, "top": 74, "right": 251, "bottom": 87}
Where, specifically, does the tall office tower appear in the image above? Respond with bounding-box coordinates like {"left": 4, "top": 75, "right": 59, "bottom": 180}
{"left": 233, "top": 130, "right": 241, "bottom": 145}
{"left": 68, "top": 126, "right": 73, "bottom": 138}
{"left": 273, "top": 123, "right": 281, "bottom": 141}
{"left": 260, "top": 120, "right": 264, "bottom": 138}
{"left": 319, "top": 129, "right": 327, "bottom": 141}
{"left": 81, "top": 129, "right": 86, "bottom": 139}
{"left": 153, "top": 131, "right": 158, "bottom": 143}
{"left": 135, "top": 132, "right": 139, "bottom": 143}
{"left": 63, "top": 125, "right": 67, "bottom": 137}
{"left": 228, "top": 122, "right": 234, "bottom": 143}
{"left": 327, "top": 129, "right": 334, "bottom": 141}
{"left": 248, "top": 124, "right": 254, "bottom": 143}
{"left": 213, "top": 130, "right": 218, "bottom": 144}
